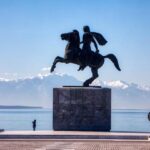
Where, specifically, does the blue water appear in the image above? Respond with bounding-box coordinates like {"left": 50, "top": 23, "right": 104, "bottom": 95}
{"left": 0, "top": 109, "right": 52, "bottom": 131}
{"left": 112, "top": 109, "right": 150, "bottom": 132}
{"left": 0, "top": 109, "right": 150, "bottom": 132}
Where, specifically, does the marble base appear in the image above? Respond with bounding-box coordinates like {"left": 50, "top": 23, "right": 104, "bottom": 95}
{"left": 53, "top": 87, "right": 111, "bottom": 131}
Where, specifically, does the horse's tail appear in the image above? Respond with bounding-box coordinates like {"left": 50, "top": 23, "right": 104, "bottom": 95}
{"left": 104, "top": 54, "right": 121, "bottom": 71}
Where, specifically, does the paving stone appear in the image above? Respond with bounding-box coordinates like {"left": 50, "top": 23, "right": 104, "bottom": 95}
{"left": 0, "top": 140, "right": 150, "bottom": 150}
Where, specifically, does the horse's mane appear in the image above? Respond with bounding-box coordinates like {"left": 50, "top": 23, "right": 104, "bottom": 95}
{"left": 73, "top": 30, "right": 80, "bottom": 47}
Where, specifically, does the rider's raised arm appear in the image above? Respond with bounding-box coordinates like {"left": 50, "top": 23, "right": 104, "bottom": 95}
{"left": 92, "top": 36, "right": 99, "bottom": 52}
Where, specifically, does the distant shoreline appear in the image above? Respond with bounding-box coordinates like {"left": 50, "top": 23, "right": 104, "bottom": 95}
{"left": 0, "top": 105, "right": 43, "bottom": 109}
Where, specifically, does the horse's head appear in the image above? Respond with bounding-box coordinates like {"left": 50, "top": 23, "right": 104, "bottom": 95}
{"left": 61, "top": 32, "right": 71, "bottom": 41}
{"left": 61, "top": 30, "right": 80, "bottom": 44}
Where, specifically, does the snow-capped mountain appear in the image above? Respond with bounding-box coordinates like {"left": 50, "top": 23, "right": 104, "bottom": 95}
{"left": 0, "top": 73, "right": 81, "bottom": 109}
{"left": 0, "top": 73, "right": 149, "bottom": 109}
{"left": 93, "top": 79, "right": 150, "bottom": 109}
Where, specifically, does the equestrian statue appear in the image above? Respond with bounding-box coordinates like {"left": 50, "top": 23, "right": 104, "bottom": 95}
{"left": 50, "top": 26, "right": 121, "bottom": 87}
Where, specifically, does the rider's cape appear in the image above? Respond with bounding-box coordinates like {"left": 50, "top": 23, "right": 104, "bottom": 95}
{"left": 91, "top": 32, "right": 107, "bottom": 46}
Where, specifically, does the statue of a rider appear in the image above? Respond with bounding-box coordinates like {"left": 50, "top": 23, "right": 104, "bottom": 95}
{"left": 50, "top": 26, "right": 121, "bottom": 86}
{"left": 78, "top": 25, "right": 107, "bottom": 71}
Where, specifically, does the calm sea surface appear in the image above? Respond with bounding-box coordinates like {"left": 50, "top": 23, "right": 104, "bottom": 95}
{"left": 0, "top": 109, "right": 150, "bottom": 132}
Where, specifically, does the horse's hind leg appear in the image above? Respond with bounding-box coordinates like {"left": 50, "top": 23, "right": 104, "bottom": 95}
{"left": 83, "top": 67, "right": 98, "bottom": 87}
{"left": 50, "top": 56, "right": 67, "bottom": 72}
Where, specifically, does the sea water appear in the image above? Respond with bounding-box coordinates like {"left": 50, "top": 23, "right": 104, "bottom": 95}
{"left": 0, "top": 109, "right": 52, "bottom": 131}
{"left": 0, "top": 109, "right": 150, "bottom": 132}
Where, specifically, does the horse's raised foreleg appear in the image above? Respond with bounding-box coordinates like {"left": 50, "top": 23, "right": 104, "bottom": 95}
{"left": 83, "top": 67, "right": 98, "bottom": 87}
{"left": 50, "top": 56, "right": 66, "bottom": 72}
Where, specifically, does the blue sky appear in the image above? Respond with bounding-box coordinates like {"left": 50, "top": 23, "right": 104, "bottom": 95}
{"left": 0, "top": 0, "right": 150, "bottom": 85}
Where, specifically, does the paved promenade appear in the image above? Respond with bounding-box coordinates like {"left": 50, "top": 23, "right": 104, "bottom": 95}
{"left": 0, "top": 140, "right": 150, "bottom": 150}
{"left": 0, "top": 131, "right": 150, "bottom": 149}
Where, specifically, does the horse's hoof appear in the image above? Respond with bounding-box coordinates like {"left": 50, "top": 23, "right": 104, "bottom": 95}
{"left": 83, "top": 82, "right": 89, "bottom": 87}
{"left": 50, "top": 66, "right": 55, "bottom": 73}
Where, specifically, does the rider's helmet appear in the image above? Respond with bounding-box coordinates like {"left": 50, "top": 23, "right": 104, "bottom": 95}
{"left": 83, "top": 25, "right": 90, "bottom": 32}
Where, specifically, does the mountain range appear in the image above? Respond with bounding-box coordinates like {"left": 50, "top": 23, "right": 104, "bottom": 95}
{"left": 0, "top": 73, "right": 150, "bottom": 109}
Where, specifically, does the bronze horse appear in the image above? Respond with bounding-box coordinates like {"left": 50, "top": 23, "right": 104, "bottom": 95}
{"left": 50, "top": 30, "right": 121, "bottom": 86}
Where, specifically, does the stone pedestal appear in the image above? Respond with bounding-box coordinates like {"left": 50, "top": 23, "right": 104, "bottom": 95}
{"left": 53, "top": 87, "right": 111, "bottom": 131}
